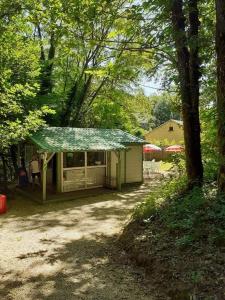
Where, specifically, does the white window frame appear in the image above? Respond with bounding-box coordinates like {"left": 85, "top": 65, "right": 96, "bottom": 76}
{"left": 61, "top": 151, "right": 107, "bottom": 192}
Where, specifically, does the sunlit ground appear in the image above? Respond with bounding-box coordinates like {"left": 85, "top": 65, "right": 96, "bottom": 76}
{"left": 0, "top": 185, "right": 155, "bottom": 300}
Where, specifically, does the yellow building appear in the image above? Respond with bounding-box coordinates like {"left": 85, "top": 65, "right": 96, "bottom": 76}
{"left": 145, "top": 119, "right": 184, "bottom": 145}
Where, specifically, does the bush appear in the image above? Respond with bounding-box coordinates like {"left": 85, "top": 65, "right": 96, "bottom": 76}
{"left": 201, "top": 108, "right": 218, "bottom": 181}
{"left": 166, "top": 152, "right": 186, "bottom": 175}
{"left": 134, "top": 176, "right": 187, "bottom": 220}
{"left": 134, "top": 177, "right": 225, "bottom": 249}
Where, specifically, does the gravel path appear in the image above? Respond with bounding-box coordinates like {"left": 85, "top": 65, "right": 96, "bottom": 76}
{"left": 0, "top": 185, "right": 153, "bottom": 300}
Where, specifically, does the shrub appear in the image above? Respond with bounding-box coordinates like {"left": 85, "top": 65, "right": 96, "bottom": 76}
{"left": 134, "top": 177, "right": 225, "bottom": 249}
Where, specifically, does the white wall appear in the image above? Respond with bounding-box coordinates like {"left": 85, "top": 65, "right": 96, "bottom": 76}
{"left": 125, "top": 145, "right": 143, "bottom": 183}
{"left": 110, "top": 151, "right": 117, "bottom": 180}
{"left": 109, "top": 145, "right": 143, "bottom": 187}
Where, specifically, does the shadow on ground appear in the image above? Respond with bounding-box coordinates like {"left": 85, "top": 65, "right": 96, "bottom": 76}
{"left": 2, "top": 185, "right": 151, "bottom": 233}
{"left": 1, "top": 235, "right": 152, "bottom": 300}
{"left": 0, "top": 184, "right": 156, "bottom": 300}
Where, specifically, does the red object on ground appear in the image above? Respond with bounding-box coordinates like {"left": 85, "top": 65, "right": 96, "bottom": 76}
{"left": 143, "top": 144, "right": 162, "bottom": 153}
{"left": 165, "top": 145, "right": 184, "bottom": 152}
{"left": 0, "top": 194, "right": 7, "bottom": 214}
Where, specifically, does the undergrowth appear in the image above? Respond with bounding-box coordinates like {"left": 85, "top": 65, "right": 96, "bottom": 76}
{"left": 134, "top": 177, "right": 225, "bottom": 248}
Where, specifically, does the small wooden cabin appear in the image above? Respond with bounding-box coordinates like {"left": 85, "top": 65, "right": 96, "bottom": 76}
{"left": 23, "top": 127, "right": 145, "bottom": 202}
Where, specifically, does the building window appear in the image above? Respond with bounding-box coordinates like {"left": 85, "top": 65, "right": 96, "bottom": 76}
{"left": 87, "top": 152, "right": 105, "bottom": 166}
{"left": 63, "top": 152, "right": 85, "bottom": 168}
{"left": 169, "top": 126, "right": 174, "bottom": 131}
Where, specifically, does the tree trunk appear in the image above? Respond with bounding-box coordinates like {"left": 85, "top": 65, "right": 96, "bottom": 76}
{"left": 171, "top": 0, "right": 203, "bottom": 187}
{"left": 60, "top": 83, "right": 78, "bottom": 126}
{"left": 61, "top": 75, "right": 93, "bottom": 127}
{"left": 188, "top": 0, "right": 203, "bottom": 185}
{"left": 10, "top": 145, "right": 18, "bottom": 177}
{"left": 37, "top": 29, "right": 56, "bottom": 95}
{"left": 70, "top": 76, "right": 93, "bottom": 127}
{"left": 0, "top": 154, "right": 8, "bottom": 192}
{"left": 216, "top": 0, "right": 225, "bottom": 192}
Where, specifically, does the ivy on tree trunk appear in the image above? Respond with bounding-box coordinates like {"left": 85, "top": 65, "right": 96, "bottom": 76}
{"left": 37, "top": 25, "right": 56, "bottom": 95}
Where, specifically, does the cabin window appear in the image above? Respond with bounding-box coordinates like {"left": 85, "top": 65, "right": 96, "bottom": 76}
{"left": 63, "top": 152, "right": 85, "bottom": 168}
{"left": 169, "top": 126, "right": 174, "bottom": 131}
{"left": 87, "top": 152, "right": 105, "bottom": 166}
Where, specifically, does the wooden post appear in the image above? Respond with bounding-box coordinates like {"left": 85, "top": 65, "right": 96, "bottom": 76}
{"left": 56, "top": 153, "right": 62, "bottom": 192}
{"left": 107, "top": 152, "right": 111, "bottom": 187}
{"left": 117, "top": 151, "right": 122, "bottom": 191}
{"left": 124, "top": 150, "right": 127, "bottom": 184}
{"left": 84, "top": 151, "right": 87, "bottom": 189}
{"left": 61, "top": 152, "right": 63, "bottom": 192}
{"left": 141, "top": 146, "right": 144, "bottom": 183}
{"left": 42, "top": 152, "right": 47, "bottom": 202}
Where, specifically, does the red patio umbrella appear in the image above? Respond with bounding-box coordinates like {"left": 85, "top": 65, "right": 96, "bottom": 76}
{"left": 143, "top": 144, "right": 162, "bottom": 153}
{"left": 165, "top": 145, "right": 184, "bottom": 152}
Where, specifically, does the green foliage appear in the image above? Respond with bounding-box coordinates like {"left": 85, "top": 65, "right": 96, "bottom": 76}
{"left": 149, "top": 93, "right": 181, "bottom": 128}
{"left": 201, "top": 107, "right": 218, "bottom": 181}
{"left": 87, "top": 89, "right": 151, "bottom": 135}
{"left": 0, "top": 0, "right": 219, "bottom": 183}
{"left": 41, "top": 0, "right": 153, "bottom": 125}
{"left": 134, "top": 176, "right": 188, "bottom": 220}
{"left": 189, "top": 270, "right": 203, "bottom": 284}
{"left": 166, "top": 152, "right": 186, "bottom": 174}
{"left": 90, "top": 98, "right": 138, "bottom": 132}
{"left": 1, "top": 0, "right": 155, "bottom": 130}
{"left": 134, "top": 177, "right": 225, "bottom": 249}
{"left": 0, "top": 8, "right": 54, "bottom": 151}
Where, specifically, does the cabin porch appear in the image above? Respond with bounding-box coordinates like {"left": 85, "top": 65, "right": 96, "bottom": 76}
{"left": 16, "top": 185, "right": 115, "bottom": 204}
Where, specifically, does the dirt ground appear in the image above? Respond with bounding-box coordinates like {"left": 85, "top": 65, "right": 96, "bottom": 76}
{"left": 0, "top": 184, "right": 154, "bottom": 300}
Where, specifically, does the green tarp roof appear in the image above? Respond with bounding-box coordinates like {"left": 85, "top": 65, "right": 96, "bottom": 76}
{"left": 30, "top": 127, "right": 146, "bottom": 152}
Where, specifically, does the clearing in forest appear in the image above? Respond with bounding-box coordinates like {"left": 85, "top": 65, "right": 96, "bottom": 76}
{"left": 0, "top": 185, "right": 155, "bottom": 300}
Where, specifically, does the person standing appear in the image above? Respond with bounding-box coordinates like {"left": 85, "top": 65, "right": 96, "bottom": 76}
{"left": 29, "top": 155, "right": 41, "bottom": 188}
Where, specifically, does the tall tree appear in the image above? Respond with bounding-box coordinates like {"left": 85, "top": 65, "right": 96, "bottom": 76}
{"left": 26, "top": 0, "right": 149, "bottom": 127}
{"left": 28, "top": 0, "right": 63, "bottom": 95}
{"left": 58, "top": 0, "right": 146, "bottom": 127}
{"left": 216, "top": 0, "right": 225, "bottom": 192}
{"left": 0, "top": 4, "right": 53, "bottom": 188}
{"left": 171, "top": 0, "right": 203, "bottom": 187}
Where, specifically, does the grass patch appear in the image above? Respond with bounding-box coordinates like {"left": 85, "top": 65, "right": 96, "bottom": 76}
{"left": 120, "top": 178, "right": 225, "bottom": 297}
{"left": 134, "top": 177, "right": 225, "bottom": 248}
{"left": 159, "top": 162, "right": 173, "bottom": 172}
